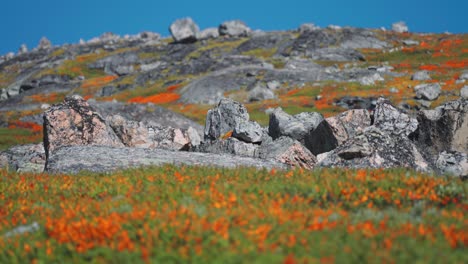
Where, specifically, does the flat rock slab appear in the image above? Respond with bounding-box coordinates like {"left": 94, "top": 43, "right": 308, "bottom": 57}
{"left": 46, "top": 146, "right": 288, "bottom": 174}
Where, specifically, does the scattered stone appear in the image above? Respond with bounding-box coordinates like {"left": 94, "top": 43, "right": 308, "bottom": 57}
{"left": 259, "top": 136, "right": 317, "bottom": 169}
{"left": 268, "top": 108, "right": 337, "bottom": 155}
{"left": 413, "top": 99, "right": 467, "bottom": 156}
{"left": 198, "top": 28, "right": 220, "bottom": 40}
{"left": 334, "top": 96, "right": 377, "bottom": 110}
{"left": 204, "top": 98, "right": 250, "bottom": 141}
{"left": 458, "top": 71, "right": 468, "bottom": 81}
{"left": 37, "top": 37, "right": 52, "bottom": 50}
{"left": 359, "top": 73, "right": 384, "bottom": 85}
{"left": 43, "top": 95, "right": 124, "bottom": 158}
{"left": 266, "top": 80, "right": 280, "bottom": 90}
{"left": 389, "top": 87, "right": 399, "bottom": 93}
{"left": 326, "top": 109, "right": 371, "bottom": 145}
{"left": 461, "top": 86, "right": 468, "bottom": 99}
{"left": 113, "top": 65, "right": 134, "bottom": 76}
{"left": 411, "top": 71, "right": 431, "bottom": 81}
{"left": 248, "top": 85, "right": 276, "bottom": 102}
{"left": 373, "top": 97, "right": 418, "bottom": 137}
{"left": 3, "top": 222, "right": 40, "bottom": 238}
{"left": 169, "top": 17, "right": 200, "bottom": 43}
{"left": 18, "top": 44, "right": 28, "bottom": 55}
{"left": 299, "top": 23, "right": 319, "bottom": 33}
{"left": 219, "top": 20, "right": 251, "bottom": 37}
{"left": 46, "top": 145, "right": 287, "bottom": 174}
{"left": 436, "top": 151, "right": 468, "bottom": 178}
{"left": 139, "top": 31, "right": 160, "bottom": 40}
{"left": 392, "top": 21, "right": 409, "bottom": 33}
{"left": 403, "top": 40, "right": 419, "bottom": 46}
{"left": 414, "top": 83, "right": 441, "bottom": 101}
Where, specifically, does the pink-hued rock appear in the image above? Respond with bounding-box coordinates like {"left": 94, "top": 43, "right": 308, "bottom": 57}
{"left": 43, "top": 95, "right": 123, "bottom": 157}
{"left": 326, "top": 109, "right": 371, "bottom": 145}
{"left": 107, "top": 114, "right": 201, "bottom": 151}
{"left": 259, "top": 136, "right": 317, "bottom": 170}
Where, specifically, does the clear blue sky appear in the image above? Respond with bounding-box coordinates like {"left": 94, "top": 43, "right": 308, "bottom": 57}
{"left": 1, "top": 0, "right": 466, "bottom": 55}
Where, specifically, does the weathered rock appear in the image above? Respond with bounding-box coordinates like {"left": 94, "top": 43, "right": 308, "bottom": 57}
{"left": 3, "top": 222, "right": 40, "bottom": 238}
{"left": 45, "top": 145, "right": 287, "bottom": 174}
{"left": 169, "top": 17, "right": 200, "bottom": 43}
{"left": 414, "top": 83, "right": 441, "bottom": 101}
{"left": 411, "top": 71, "right": 431, "bottom": 81}
{"left": 113, "top": 65, "right": 134, "bottom": 76}
{"left": 373, "top": 98, "right": 418, "bottom": 137}
{"left": 392, "top": 21, "right": 409, "bottom": 33}
{"left": 204, "top": 99, "right": 250, "bottom": 141}
{"left": 268, "top": 108, "right": 337, "bottom": 155}
{"left": 359, "top": 73, "right": 384, "bottom": 85}
{"left": 43, "top": 95, "right": 124, "bottom": 158}
{"left": 413, "top": 99, "right": 467, "bottom": 156}
{"left": 107, "top": 115, "right": 200, "bottom": 151}
{"left": 310, "top": 47, "right": 366, "bottom": 62}
{"left": 319, "top": 126, "right": 430, "bottom": 171}
{"left": 198, "top": 28, "right": 220, "bottom": 40}
{"left": 0, "top": 144, "right": 45, "bottom": 173}
{"left": 196, "top": 137, "right": 259, "bottom": 158}
{"left": 233, "top": 121, "right": 263, "bottom": 143}
{"left": 459, "top": 71, "right": 468, "bottom": 81}
{"left": 259, "top": 136, "right": 317, "bottom": 170}
{"left": 460, "top": 85, "right": 468, "bottom": 99}
{"left": 326, "top": 109, "right": 371, "bottom": 145}
{"left": 402, "top": 40, "right": 419, "bottom": 46}
{"left": 436, "top": 151, "right": 468, "bottom": 178}
{"left": 18, "top": 44, "right": 28, "bottom": 55}
{"left": 219, "top": 20, "right": 251, "bottom": 37}
{"left": 299, "top": 23, "right": 319, "bottom": 33}
{"left": 248, "top": 85, "right": 276, "bottom": 102}
{"left": 88, "top": 52, "right": 139, "bottom": 75}
{"left": 37, "top": 37, "right": 52, "bottom": 50}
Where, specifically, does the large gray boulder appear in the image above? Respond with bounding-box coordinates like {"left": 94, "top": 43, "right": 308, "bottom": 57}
{"left": 107, "top": 115, "right": 200, "bottom": 151}
{"left": 326, "top": 109, "right": 371, "bottom": 145}
{"left": 233, "top": 120, "right": 263, "bottom": 143}
{"left": 413, "top": 99, "right": 467, "bottom": 156}
{"left": 204, "top": 98, "right": 250, "bottom": 141}
{"left": 43, "top": 95, "right": 124, "bottom": 158}
{"left": 169, "top": 17, "right": 200, "bottom": 43}
{"left": 318, "top": 126, "right": 430, "bottom": 171}
{"left": 219, "top": 20, "right": 251, "bottom": 37}
{"left": 268, "top": 108, "right": 337, "bottom": 155}
{"left": 373, "top": 98, "right": 418, "bottom": 137}
{"left": 414, "top": 83, "right": 441, "bottom": 101}
{"left": 45, "top": 145, "right": 287, "bottom": 174}
{"left": 259, "top": 136, "right": 317, "bottom": 170}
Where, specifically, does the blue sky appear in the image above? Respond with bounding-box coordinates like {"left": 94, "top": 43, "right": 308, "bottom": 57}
{"left": 1, "top": 0, "right": 466, "bottom": 55}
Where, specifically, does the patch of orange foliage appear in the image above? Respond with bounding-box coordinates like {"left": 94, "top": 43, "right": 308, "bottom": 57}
{"left": 26, "top": 92, "right": 61, "bottom": 104}
{"left": 166, "top": 84, "right": 182, "bottom": 92}
{"left": 8, "top": 121, "right": 42, "bottom": 133}
{"left": 81, "top": 75, "right": 118, "bottom": 89}
{"left": 128, "top": 93, "right": 180, "bottom": 104}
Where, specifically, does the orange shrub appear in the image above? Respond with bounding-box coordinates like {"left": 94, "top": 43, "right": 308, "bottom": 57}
{"left": 81, "top": 75, "right": 118, "bottom": 89}
{"left": 128, "top": 93, "right": 180, "bottom": 104}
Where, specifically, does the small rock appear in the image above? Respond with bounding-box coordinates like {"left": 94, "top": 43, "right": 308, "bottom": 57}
{"left": 359, "top": 73, "right": 384, "bottom": 85}
{"left": 392, "top": 21, "right": 409, "bottom": 33}
{"left": 299, "top": 23, "right": 319, "bottom": 33}
{"left": 169, "top": 17, "right": 200, "bottom": 43}
{"left": 248, "top": 85, "right": 276, "bottom": 102}
{"left": 411, "top": 71, "right": 431, "bottom": 81}
{"left": 461, "top": 86, "right": 468, "bottom": 99}
{"left": 233, "top": 121, "right": 263, "bottom": 143}
{"left": 414, "top": 83, "right": 441, "bottom": 101}
{"left": 459, "top": 71, "right": 468, "bottom": 81}
{"left": 219, "top": 20, "right": 251, "bottom": 37}
{"left": 18, "top": 44, "right": 28, "bottom": 55}
{"left": 389, "top": 87, "right": 399, "bottom": 93}
{"left": 403, "top": 39, "right": 419, "bottom": 46}
{"left": 198, "top": 28, "right": 219, "bottom": 40}
{"left": 38, "top": 37, "right": 52, "bottom": 50}
{"left": 266, "top": 80, "right": 280, "bottom": 90}
{"left": 436, "top": 151, "right": 468, "bottom": 178}
{"left": 139, "top": 31, "right": 160, "bottom": 40}
{"left": 3, "top": 222, "right": 40, "bottom": 238}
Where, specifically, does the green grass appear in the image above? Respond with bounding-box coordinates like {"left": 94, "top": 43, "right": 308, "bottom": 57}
{"left": 0, "top": 127, "right": 42, "bottom": 151}
{"left": 0, "top": 166, "right": 466, "bottom": 263}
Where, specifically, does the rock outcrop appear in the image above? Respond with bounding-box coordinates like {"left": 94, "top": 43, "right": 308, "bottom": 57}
{"left": 373, "top": 98, "right": 418, "bottom": 137}
{"left": 0, "top": 144, "right": 45, "bottom": 173}
{"left": 169, "top": 17, "right": 200, "bottom": 43}
{"left": 43, "top": 95, "right": 124, "bottom": 158}
{"left": 326, "top": 109, "right": 371, "bottom": 145}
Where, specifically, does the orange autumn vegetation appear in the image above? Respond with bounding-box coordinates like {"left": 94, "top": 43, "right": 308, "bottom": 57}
{"left": 81, "top": 75, "right": 118, "bottom": 89}
{"left": 8, "top": 121, "right": 42, "bottom": 133}
{"left": 128, "top": 93, "right": 180, "bottom": 104}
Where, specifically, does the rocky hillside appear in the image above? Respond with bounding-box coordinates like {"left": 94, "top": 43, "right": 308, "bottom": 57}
{"left": 0, "top": 19, "right": 466, "bottom": 176}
